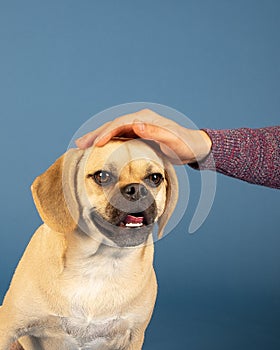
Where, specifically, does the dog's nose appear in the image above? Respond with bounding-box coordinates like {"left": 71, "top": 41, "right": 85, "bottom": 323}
{"left": 121, "top": 183, "right": 148, "bottom": 201}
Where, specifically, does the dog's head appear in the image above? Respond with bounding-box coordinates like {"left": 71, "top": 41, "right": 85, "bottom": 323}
{"left": 31, "top": 139, "right": 178, "bottom": 247}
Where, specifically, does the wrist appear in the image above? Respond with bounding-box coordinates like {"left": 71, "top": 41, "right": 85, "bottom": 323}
{"left": 197, "top": 130, "right": 212, "bottom": 161}
{"left": 180, "top": 129, "right": 212, "bottom": 163}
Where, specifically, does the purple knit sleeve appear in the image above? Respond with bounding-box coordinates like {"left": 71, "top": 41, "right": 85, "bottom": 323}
{"left": 191, "top": 126, "right": 280, "bottom": 189}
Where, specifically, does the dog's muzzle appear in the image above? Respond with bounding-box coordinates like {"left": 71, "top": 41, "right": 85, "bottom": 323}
{"left": 90, "top": 183, "right": 157, "bottom": 247}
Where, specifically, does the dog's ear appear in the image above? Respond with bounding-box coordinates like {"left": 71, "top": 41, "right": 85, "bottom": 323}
{"left": 31, "top": 149, "right": 84, "bottom": 233}
{"left": 157, "top": 159, "right": 178, "bottom": 239}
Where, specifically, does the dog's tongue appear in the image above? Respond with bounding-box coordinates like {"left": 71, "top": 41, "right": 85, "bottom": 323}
{"left": 124, "top": 215, "right": 144, "bottom": 224}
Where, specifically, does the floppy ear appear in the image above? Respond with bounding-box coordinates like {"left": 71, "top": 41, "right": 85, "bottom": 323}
{"left": 31, "top": 149, "right": 84, "bottom": 233}
{"left": 157, "top": 158, "right": 179, "bottom": 239}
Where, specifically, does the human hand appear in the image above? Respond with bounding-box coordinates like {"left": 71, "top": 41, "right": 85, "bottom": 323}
{"left": 75, "top": 109, "right": 212, "bottom": 165}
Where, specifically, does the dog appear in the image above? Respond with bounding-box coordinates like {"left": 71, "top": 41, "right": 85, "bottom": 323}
{"left": 0, "top": 138, "right": 178, "bottom": 350}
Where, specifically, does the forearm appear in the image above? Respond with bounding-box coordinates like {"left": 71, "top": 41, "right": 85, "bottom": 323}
{"left": 191, "top": 126, "right": 280, "bottom": 189}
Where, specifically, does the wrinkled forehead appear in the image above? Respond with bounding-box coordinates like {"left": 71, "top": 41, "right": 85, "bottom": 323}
{"left": 84, "top": 139, "right": 164, "bottom": 173}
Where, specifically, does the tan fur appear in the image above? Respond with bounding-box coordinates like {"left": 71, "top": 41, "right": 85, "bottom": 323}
{"left": 0, "top": 139, "right": 178, "bottom": 350}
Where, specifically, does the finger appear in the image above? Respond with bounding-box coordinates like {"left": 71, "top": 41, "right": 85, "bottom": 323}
{"left": 132, "top": 122, "right": 185, "bottom": 163}
{"left": 75, "top": 131, "right": 98, "bottom": 149}
{"left": 76, "top": 109, "right": 158, "bottom": 149}
{"left": 93, "top": 110, "right": 159, "bottom": 146}
{"left": 94, "top": 123, "right": 137, "bottom": 146}
{"left": 75, "top": 122, "right": 111, "bottom": 149}
{"left": 132, "top": 121, "right": 178, "bottom": 145}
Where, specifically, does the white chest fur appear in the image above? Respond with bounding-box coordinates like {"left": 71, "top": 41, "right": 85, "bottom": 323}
{"left": 59, "top": 314, "right": 132, "bottom": 349}
{"left": 20, "top": 314, "right": 132, "bottom": 350}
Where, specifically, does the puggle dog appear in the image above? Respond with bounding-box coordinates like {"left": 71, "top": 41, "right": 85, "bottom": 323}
{"left": 0, "top": 138, "right": 178, "bottom": 350}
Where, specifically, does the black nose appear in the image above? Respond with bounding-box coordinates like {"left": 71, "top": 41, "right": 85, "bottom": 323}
{"left": 121, "top": 183, "right": 148, "bottom": 201}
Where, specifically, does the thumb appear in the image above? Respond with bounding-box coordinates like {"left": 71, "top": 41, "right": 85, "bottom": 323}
{"left": 132, "top": 121, "right": 176, "bottom": 144}
{"left": 132, "top": 121, "right": 182, "bottom": 161}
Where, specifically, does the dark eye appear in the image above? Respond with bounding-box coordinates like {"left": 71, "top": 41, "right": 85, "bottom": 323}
{"left": 144, "top": 173, "right": 164, "bottom": 187}
{"left": 91, "top": 170, "right": 115, "bottom": 186}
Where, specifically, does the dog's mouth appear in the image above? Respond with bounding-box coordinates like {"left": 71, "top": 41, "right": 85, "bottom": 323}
{"left": 118, "top": 211, "right": 151, "bottom": 228}
{"left": 89, "top": 205, "right": 157, "bottom": 247}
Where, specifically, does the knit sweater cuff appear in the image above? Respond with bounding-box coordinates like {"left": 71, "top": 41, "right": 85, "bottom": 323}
{"left": 189, "top": 126, "right": 280, "bottom": 188}
{"left": 189, "top": 128, "right": 250, "bottom": 176}
{"left": 189, "top": 129, "right": 241, "bottom": 175}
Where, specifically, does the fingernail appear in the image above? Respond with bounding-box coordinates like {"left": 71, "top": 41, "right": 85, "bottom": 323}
{"left": 75, "top": 137, "right": 87, "bottom": 149}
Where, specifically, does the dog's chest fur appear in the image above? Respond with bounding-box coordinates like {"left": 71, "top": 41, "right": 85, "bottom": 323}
{"left": 30, "top": 245, "right": 151, "bottom": 349}
{"left": 22, "top": 314, "right": 132, "bottom": 350}
{"left": 21, "top": 251, "right": 147, "bottom": 350}
{"left": 59, "top": 315, "right": 131, "bottom": 349}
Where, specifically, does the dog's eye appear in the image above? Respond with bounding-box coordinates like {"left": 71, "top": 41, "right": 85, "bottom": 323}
{"left": 91, "top": 170, "right": 114, "bottom": 186}
{"left": 144, "top": 173, "right": 164, "bottom": 187}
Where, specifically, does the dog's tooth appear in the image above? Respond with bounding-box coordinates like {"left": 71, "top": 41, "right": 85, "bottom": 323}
{"left": 125, "top": 222, "right": 143, "bottom": 227}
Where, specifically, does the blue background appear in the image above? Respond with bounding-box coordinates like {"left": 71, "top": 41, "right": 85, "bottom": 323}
{"left": 0, "top": 1, "right": 279, "bottom": 349}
